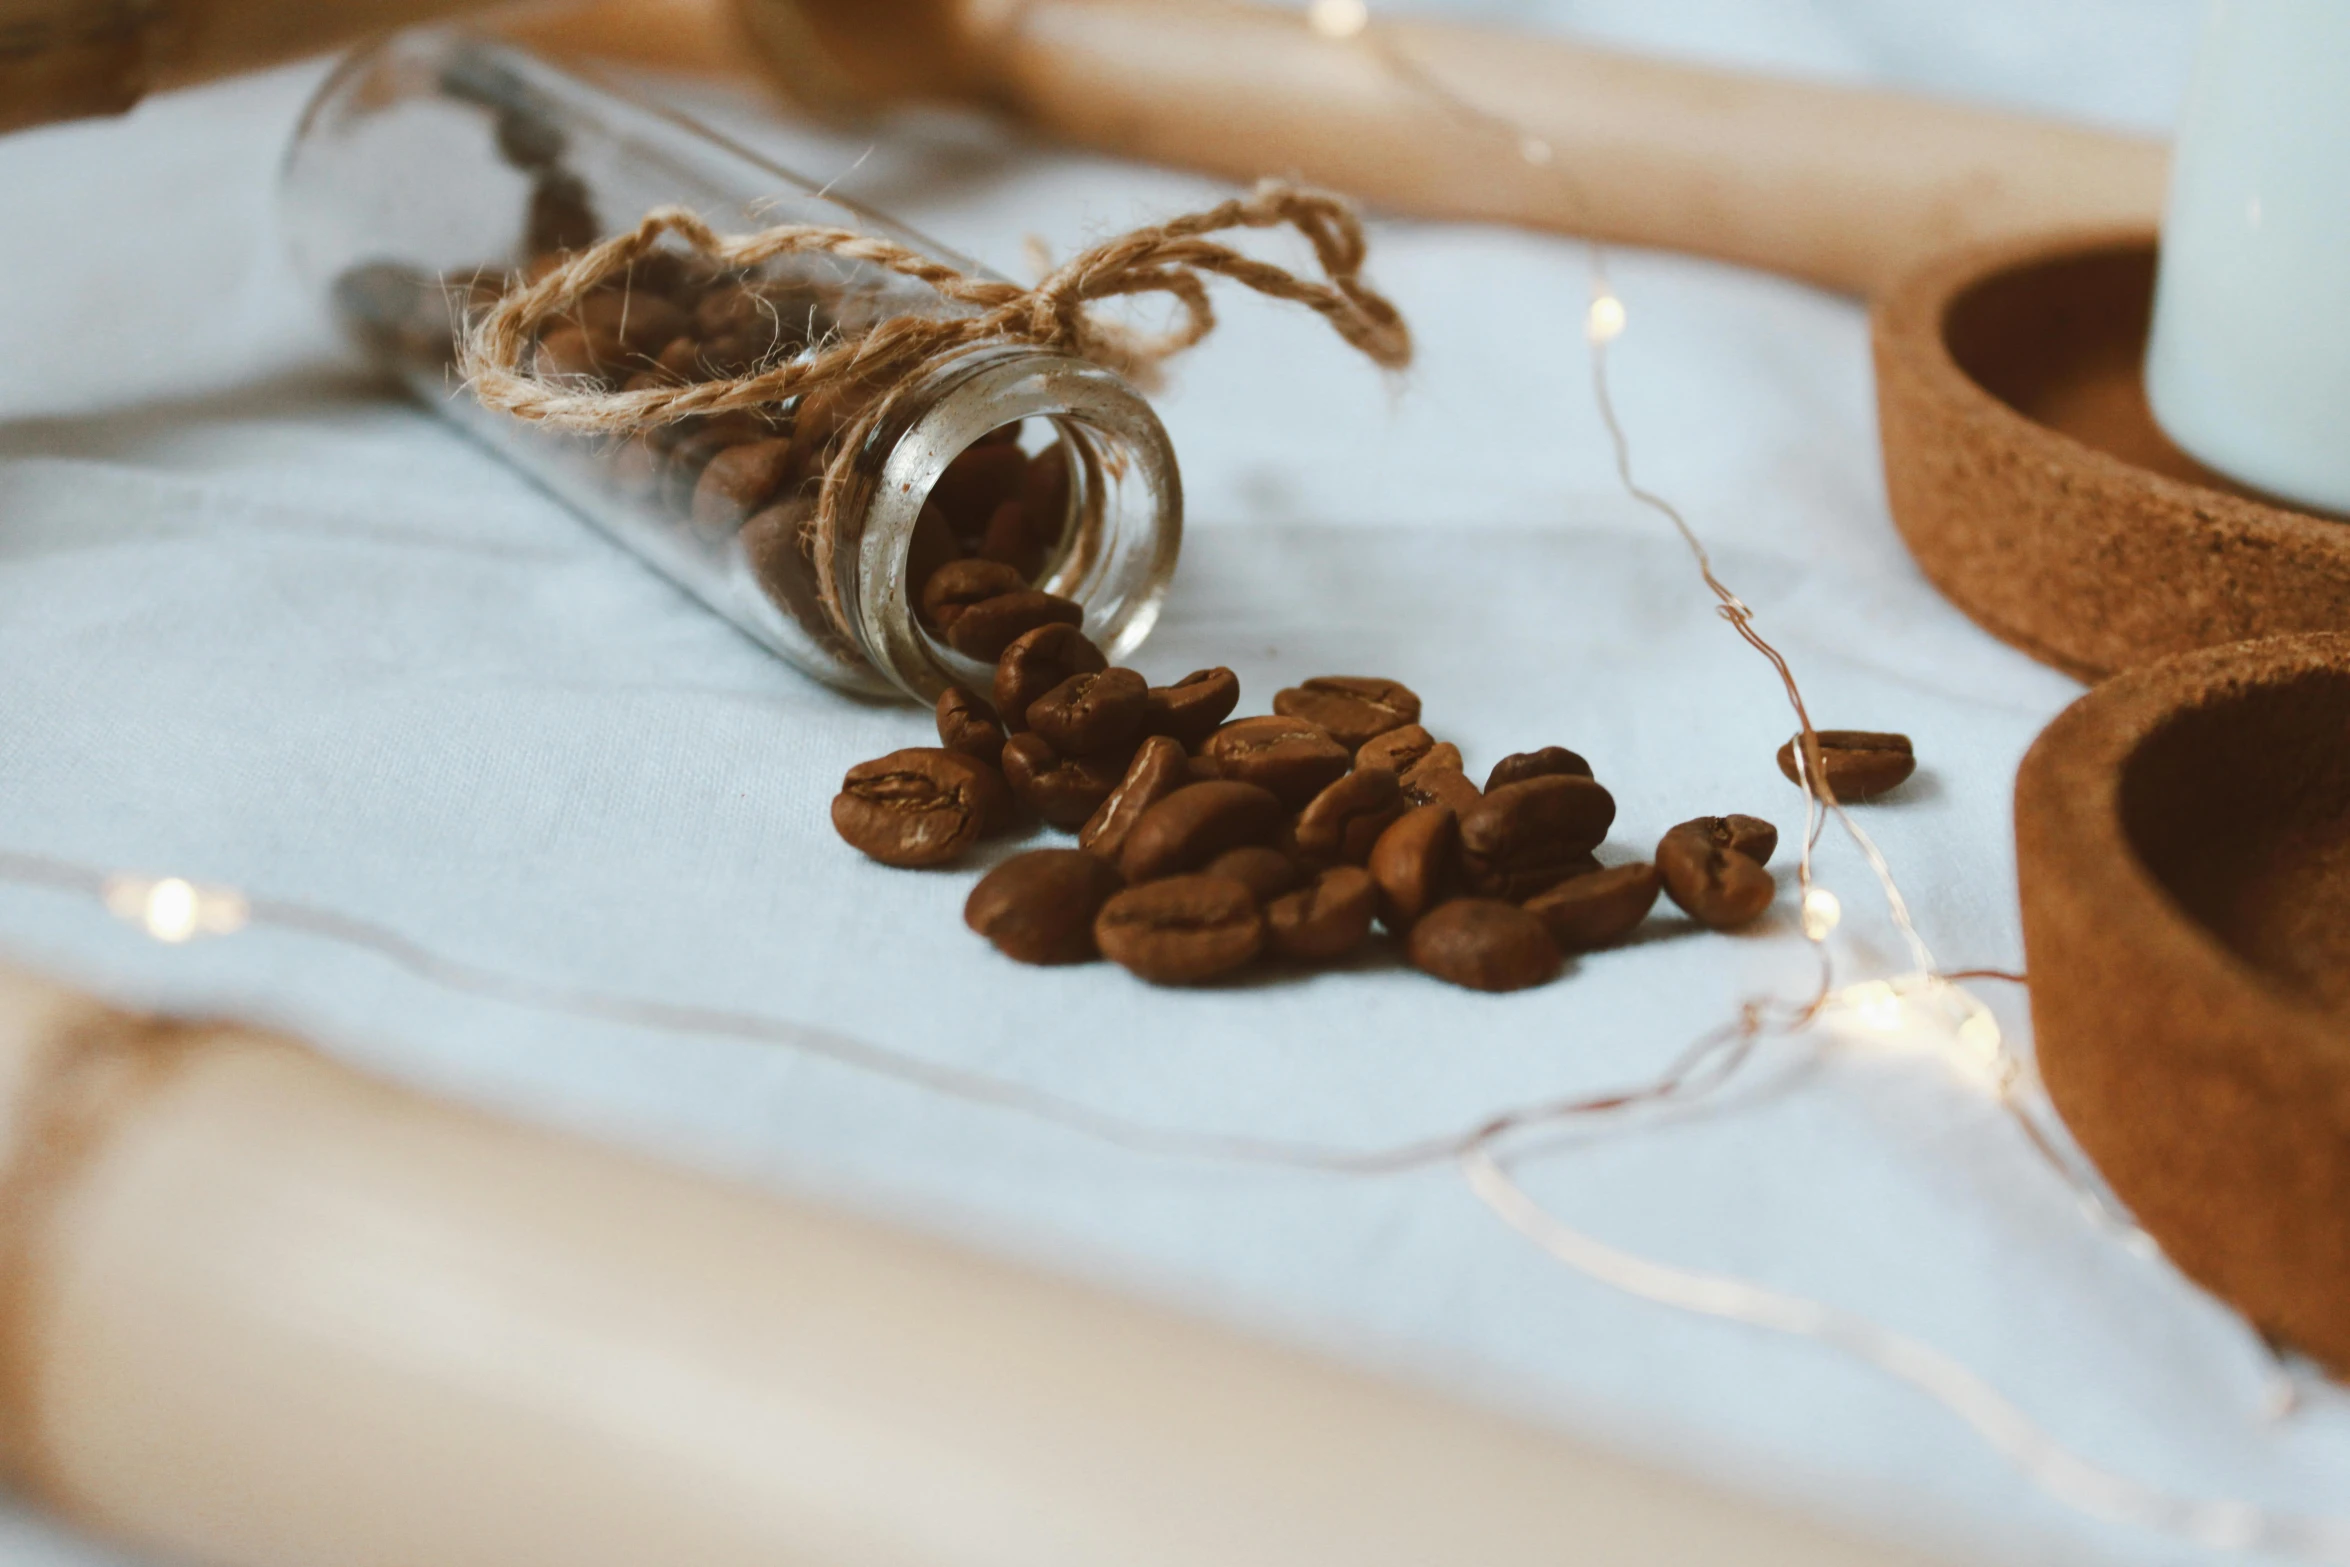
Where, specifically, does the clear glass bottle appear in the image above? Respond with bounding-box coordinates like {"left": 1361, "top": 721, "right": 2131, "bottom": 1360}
{"left": 279, "top": 31, "right": 1182, "bottom": 702}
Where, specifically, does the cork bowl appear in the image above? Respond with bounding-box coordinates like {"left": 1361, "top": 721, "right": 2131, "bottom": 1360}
{"left": 2016, "top": 631, "right": 2350, "bottom": 1374}
{"left": 1874, "top": 229, "right": 2350, "bottom": 681}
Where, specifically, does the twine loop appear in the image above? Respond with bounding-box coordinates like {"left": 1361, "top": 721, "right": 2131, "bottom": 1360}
{"left": 457, "top": 181, "right": 1411, "bottom": 641}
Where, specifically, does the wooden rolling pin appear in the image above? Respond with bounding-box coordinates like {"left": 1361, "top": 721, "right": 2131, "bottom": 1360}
{"left": 3, "top": 0, "right": 2164, "bottom": 295}
{"left": 505, "top": 0, "right": 2170, "bottom": 295}
{"left": 0, "top": 960, "right": 1939, "bottom": 1567}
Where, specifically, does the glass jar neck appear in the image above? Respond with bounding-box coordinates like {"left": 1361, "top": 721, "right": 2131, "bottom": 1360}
{"left": 827, "top": 344, "right": 1183, "bottom": 702}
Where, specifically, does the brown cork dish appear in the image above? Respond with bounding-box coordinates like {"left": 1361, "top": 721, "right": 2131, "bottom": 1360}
{"left": 2016, "top": 631, "right": 2350, "bottom": 1373}
{"left": 1874, "top": 229, "right": 2350, "bottom": 681}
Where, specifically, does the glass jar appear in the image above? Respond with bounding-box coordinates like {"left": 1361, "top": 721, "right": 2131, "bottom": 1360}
{"left": 279, "top": 31, "right": 1182, "bottom": 702}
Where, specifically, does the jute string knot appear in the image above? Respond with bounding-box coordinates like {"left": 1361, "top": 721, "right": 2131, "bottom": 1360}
{"left": 458, "top": 181, "right": 1411, "bottom": 641}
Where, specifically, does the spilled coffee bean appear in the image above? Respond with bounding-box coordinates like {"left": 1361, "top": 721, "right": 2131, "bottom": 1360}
{"left": 966, "top": 849, "right": 1123, "bottom": 964}
{"left": 1776, "top": 730, "right": 1916, "bottom": 801}
{"left": 837, "top": 628, "right": 1812, "bottom": 990}
{"left": 1095, "top": 874, "right": 1265, "bottom": 984}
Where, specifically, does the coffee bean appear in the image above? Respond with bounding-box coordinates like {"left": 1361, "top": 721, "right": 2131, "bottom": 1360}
{"left": 993, "top": 623, "right": 1108, "bottom": 732}
{"left": 920, "top": 559, "right": 1028, "bottom": 631}
{"left": 1119, "top": 780, "right": 1286, "bottom": 883}
{"left": 943, "top": 591, "right": 1085, "bottom": 662}
{"left": 1141, "top": 668, "right": 1241, "bottom": 749}
{"left": 1666, "top": 814, "right": 1779, "bottom": 867}
{"left": 1078, "top": 735, "right": 1190, "bottom": 860}
{"left": 576, "top": 289, "right": 689, "bottom": 357}
{"left": 1265, "top": 866, "right": 1378, "bottom": 962}
{"left": 1204, "top": 845, "right": 1300, "bottom": 904}
{"left": 1776, "top": 730, "right": 1916, "bottom": 800}
{"left": 931, "top": 441, "right": 1027, "bottom": 538}
{"left": 1001, "top": 732, "right": 1125, "bottom": 829}
{"left": 1028, "top": 667, "right": 1147, "bottom": 756}
{"left": 1203, "top": 715, "right": 1352, "bottom": 807}
{"left": 533, "top": 324, "right": 608, "bottom": 380}
{"left": 977, "top": 498, "right": 1045, "bottom": 579}
{"left": 1367, "top": 803, "right": 1459, "bottom": 930}
{"left": 1292, "top": 766, "right": 1404, "bottom": 865}
{"left": 1485, "top": 746, "right": 1593, "bottom": 792}
{"left": 1408, "top": 899, "right": 1562, "bottom": 991}
{"left": 1524, "top": 863, "right": 1660, "bottom": 951}
{"left": 1399, "top": 743, "right": 1478, "bottom": 809}
{"left": 1095, "top": 874, "right": 1265, "bottom": 984}
{"left": 831, "top": 748, "right": 1009, "bottom": 868}
{"left": 1021, "top": 440, "right": 1071, "bottom": 539}
{"left": 1186, "top": 753, "right": 1222, "bottom": 784}
{"left": 1272, "top": 676, "right": 1421, "bottom": 750}
{"left": 1357, "top": 724, "right": 1437, "bottom": 775}
{"left": 935, "top": 686, "right": 1007, "bottom": 768}
{"left": 965, "top": 849, "right": 1124, "bottom": 964}
{"left": 1458, "top": 775, "right": 1616, "bottom": 899}
{"left": 1656, "top": 827, "right": 1777, "bottom": 929}
{"left": 690, "top": 437, "right": 796, "bottom": 530}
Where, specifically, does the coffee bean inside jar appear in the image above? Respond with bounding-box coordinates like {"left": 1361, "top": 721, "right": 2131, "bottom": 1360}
{"left": 287, "top": 32, "right": 1183, "bottom": 703}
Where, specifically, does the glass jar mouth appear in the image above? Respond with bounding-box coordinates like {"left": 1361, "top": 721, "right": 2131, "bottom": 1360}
{"left": 835, "top": 345, "right": 1184, "bottom": 703}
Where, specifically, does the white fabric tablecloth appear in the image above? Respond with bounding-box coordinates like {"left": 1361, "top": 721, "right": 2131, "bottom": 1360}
{"left": 8, "top": 3, "right": 2349, "bottom": 1564}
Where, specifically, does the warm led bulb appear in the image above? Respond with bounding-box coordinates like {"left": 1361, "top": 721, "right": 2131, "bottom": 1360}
{"left": 104, "top": 874, "right": 250, "bottom": 943}
{"left": 1800, "top": 887, "right": 1842, "bottom": 941}
{"left": 1307, "top": 0, "right": 1368, "bottom": 38}
{"left": 1586, "top": 293, "right": 1627, "bottom": 343}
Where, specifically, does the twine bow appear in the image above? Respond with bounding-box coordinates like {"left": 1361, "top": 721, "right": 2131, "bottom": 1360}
{"left": 457, "top": 181, "right": 1411, "bottom": 639}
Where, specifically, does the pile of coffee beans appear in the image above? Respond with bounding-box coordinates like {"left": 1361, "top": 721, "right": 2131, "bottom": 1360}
{"left": 828, "top": 615, "right": 1889, "bottom": 990}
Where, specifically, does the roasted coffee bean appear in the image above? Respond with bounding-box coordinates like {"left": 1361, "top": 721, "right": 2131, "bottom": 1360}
{"left": 1524, "top": 864, "right": 1660, "bottom": 952}
{"left": 1666, "top": 814, "right": 1779, "bottom": 867}
{"left": 977, "top": 498, "right": 1045, "bottom": 580}
{"left": 1458, "top": 775, "right": 1616, "bottom": 899}
{"left": 831, "top": 748, "right": 1009, "bottom": 868}
{"left": 576, "top": 289, "right": 690, "bottom": 357}
{"left": 1095, "top": 874, "right": 1265, "bottom": 984}
{"left": 944, "top": 590, "right": 1085, "bottom": 662}
{"left": 1079, "top": 735, "right": 1190, "bottom": 860}
{"left": 993, "top": 623, "right": 1108, "bottom": 733}
{"left": 965, "top": 849, "right": 1124, "bottom": 965}
{"left": 785, "top": 380, "right": 859, "bottom": 475}
{"left": 1204, "top": 845, "right": 1300, "bottom": 904}
{"left": 1000, "top": 732, "right": 1125, "bottom": 829}
{"left": 931, "top": 441, "right": 1027, "bottom": 537}
{"left": 1357, "top": 724, "right": 1437, "bottom": 775}
{"left": 1368, "top": 803, "right": 1459, "bottom": 930}
{"left": 1203, "top": 715, "right": 1352, "bottom": 807}
{"left": 690, "top": 437, "right": 795, "bottom": 529}
{"left": 1028, "top": 667, "right": 1147, "bottom": 756}
{"left": 1398, "top": 743, "right": 1477, "bottom": 808}
{"left": 1656, "top": 827, "right": 1777, "bottom": 930}
{"left": 1119, "top": 780, "right": 1286, "bottom": 883}
{"left": 1021, "top": 441, "right": 1071, "bottom": 539}
{"left": 1185, "top": 753, "right": 1222, "bottom": 784}
{"left": 1273, "top": 676, "right": 1421, "bottom": 751}
{"left": 1776, "top": 730, "right": 1916, "bottom": 800}
{"left": 1485, "top": 746, "right": 1593, "bottom": 792}
{"left": 1292, "top": 766, "right": 1404, "bottom": 865}
{"left": 919, "top": 559, "right": 1027, "bottom": 631}
{"left": 534, "top": 324, "right": 607, "bottom": 379}
{"left": 1408, "top": 899, "right": 1562, "bottom": 992}
{"left": 935, "top": 686, "right": 1007, "bottom": 768}
{"left": 1266, "top": 866, "right": 1378, "bottom": 962}
{"left": 1141, "top": 668, "right": 1241, "bottom": 749}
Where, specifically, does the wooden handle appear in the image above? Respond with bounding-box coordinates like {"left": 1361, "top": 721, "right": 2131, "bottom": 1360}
{"left": 514, "top": 0, "right": 2166, "bottom": 296}
{"left": 0, "top": 962, "right": 1937, "bottom": 1567}
{"left": 0, "top": 0, "right": 522, "bottom": 132}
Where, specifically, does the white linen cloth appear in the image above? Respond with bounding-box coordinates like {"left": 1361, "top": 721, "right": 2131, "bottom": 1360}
{"left": 7, "top": 3, "right": 2348, "bottom": 1564}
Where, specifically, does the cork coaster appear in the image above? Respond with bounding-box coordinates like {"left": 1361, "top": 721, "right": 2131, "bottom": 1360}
{"left": 2016, "top": 631, "right": 2350, "bottom": 1374}
{"left": 1874, "top": 230, "right": 2350, "bottom": 681}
